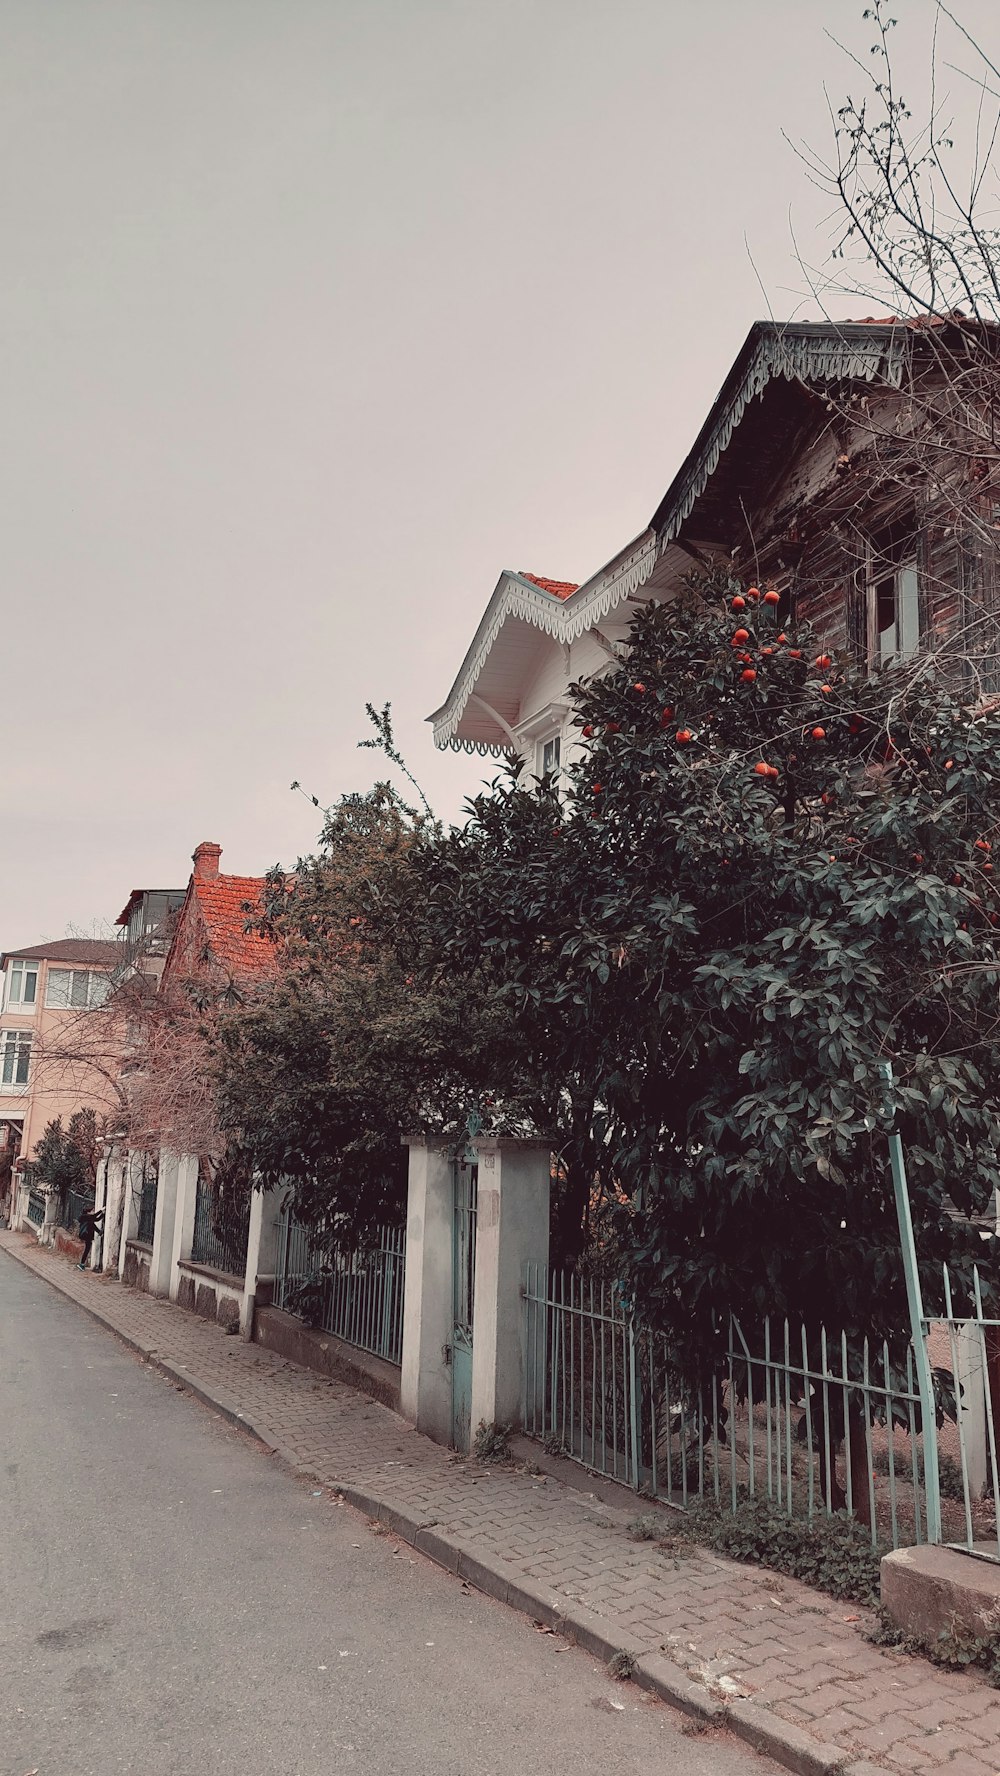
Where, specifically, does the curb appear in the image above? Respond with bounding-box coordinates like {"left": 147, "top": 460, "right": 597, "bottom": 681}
{"left": 4, "top": 1237, "right": 854, "bottom": 1776}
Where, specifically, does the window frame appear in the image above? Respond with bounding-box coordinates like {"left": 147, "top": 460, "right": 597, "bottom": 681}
{"left": 866, "top": 530, "right": 921, "bottom": 668}
{"left": 44, "top": 967, "right": 112, "bottom": 1011}
{"left": 0, "top": 1029, "right": 32, "bottom": 1090}
{"left": 537, "top": 733, "right": 562, "bottom": 781}
{"left": 5, "top": 959, "right": 39, "bottom": 1010}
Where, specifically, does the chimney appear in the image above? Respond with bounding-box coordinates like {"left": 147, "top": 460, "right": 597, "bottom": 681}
{"left": 192, "top": 841, "right": 222, "bottom": 881}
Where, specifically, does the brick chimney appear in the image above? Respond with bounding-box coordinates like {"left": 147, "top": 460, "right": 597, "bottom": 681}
{"left": 192, "top": 841, "right": 222, "bottom": 881}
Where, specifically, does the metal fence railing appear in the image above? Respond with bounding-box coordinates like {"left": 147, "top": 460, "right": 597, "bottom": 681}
{"left": 523, "top": 1263, "right": 1000, "bottom": 1560}
{"left": 62, "top": 1187, "right": 95, "bottom": 1235}
{"left": 135, "top": 1162, "right": 158, "bottom": 1246}
{"left": 274, "top": 1209, "right": 406, "bottom": 1366}
{"left": 26, "top": 1188, "right": 46, "bottom": 1227}
{"left": 191, "top": 1175, "right": 251, "bottom": 1278}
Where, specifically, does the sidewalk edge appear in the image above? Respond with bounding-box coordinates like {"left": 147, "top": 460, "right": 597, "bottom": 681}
{"left": 2, "top": 1237, "right": 851, "bottom": 1776}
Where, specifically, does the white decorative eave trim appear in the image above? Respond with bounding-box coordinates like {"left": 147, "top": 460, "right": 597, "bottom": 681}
{"left": 428, "top": 538, "right": 658, "bottom": 751}
{"left": 654, "top": 320, "right": 909, "bottom": 555}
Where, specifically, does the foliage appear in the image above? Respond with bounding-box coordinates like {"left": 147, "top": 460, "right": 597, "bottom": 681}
{"left": 653, "top": 1493, "right": 885, "bottom": 1605}
{"left": 210, "top": 786, "right": 510, "bottom": 1244}
{"left": 407, "top": 578, "right": 1000, "bottom": 1363}
{"left": 284, "top": 1271, "right": 331, "bottom": 1331}
{"left": 473, "top": 1420, "right": 513, "bottom": 1463}
{"left": 867, "top": 1605, "right": 1000, "bottom": 1688}
{"left": 33, "top": 1110, "right": 99, "bottom": 1196}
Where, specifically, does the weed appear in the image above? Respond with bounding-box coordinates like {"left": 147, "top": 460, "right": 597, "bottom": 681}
{"left": 626, "top": 1513, "right": 662, "bottom": 1542}
{"left": 474, "top": 1420, "right": 513, "bottom": 1464}
{"left": 608, "top": 1649, "right": 638, "bottom": 1681}
{"left": 866, "top": 1605, "right": 1000, "bottom": 1685}
{"left": 641, "top": 1492, "right": 885, "bottom": 1604}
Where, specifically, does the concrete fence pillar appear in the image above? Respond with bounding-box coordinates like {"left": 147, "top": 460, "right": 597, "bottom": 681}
{"left": 149, "top": 1151, "right": 180, "bottom": 1296}
{"left": 399, "top": 1138, "right": 454, "bottom": 1444}
{"left": 40, "top": 1187, "right": 60, "bottom": 1247}
{"left": 470, "top": 1139, "right": 550, "bottom": 1434}
{"left": 116, "top": 1151, "right": 143, "bottom": 1278}
{"left": 97, "top": 1147, "right": 128, "bottom": 1275}
{"left": 167, "top": 1154, "right": 200, "bottom": 1299}
{"left": 240, "top": 1186, "right": 282, "bottom": 1338}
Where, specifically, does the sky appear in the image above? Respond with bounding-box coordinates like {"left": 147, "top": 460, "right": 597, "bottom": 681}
{"left": 2, "top": 0, "right": 996, "bottom": 945}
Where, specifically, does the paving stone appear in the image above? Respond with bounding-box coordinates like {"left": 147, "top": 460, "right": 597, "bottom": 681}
{"left": 5, "top": 1226, "right": 1000, "bottom": 1776}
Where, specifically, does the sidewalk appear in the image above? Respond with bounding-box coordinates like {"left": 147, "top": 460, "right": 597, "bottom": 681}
{"left": 4, "top": 1230, "right": 999, "bottom": 1776}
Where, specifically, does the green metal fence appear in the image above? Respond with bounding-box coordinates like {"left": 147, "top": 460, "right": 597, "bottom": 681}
{"left": 523, "top": 1263, "right": 1000, "bottom": 1557}
{"left": 26, "top": 1188, "right": 46, "bottom": 1227}
{"left": 274, "top": 1209, "right": 406, "bottom": 1366}
{"left": 191, "top": 1174, "right": 251, "bottom": 1277}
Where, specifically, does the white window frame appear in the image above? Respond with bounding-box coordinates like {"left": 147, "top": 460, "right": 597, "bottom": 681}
{"left": 44, "top": 968, "right": 112, "bottom": 1011}
{"left": 0, "top": 1029, "right": 32, "bottom": 1090}
{"left": 867, "top": 543, "right": 920, "bottom": 666}
{"left": 537, "top": 733, "right": 562, "bottom": 780}
{"left": 5, "top": 959, "right": 39, "bottom": 1010}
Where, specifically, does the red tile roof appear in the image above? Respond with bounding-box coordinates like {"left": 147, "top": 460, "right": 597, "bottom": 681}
{"left": 520, "top": 572, "right": 579, "bottom": 601}
{"left": 192, "top": 874, "right": 278, "bottom": 980}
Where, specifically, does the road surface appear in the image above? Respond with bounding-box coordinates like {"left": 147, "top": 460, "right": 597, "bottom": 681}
{"left": 0, "top": 1252, "right": 772, "bottom": 1775}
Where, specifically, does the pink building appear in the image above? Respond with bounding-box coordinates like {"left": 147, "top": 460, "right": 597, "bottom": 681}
{"left": 0, "top": 937, "right": 122, "bottom": 1172}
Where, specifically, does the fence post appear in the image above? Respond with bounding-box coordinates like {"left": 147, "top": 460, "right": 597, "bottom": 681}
{"left": 399, "top": 1137, "right": 455, "bottom": 1444}
{"left": 240, "top": 1186, "right": 282, "bottom": 1339}
{"left": 879, "top": 1060, "right": 942, "bottom": 1545}
{"left": 470, "top": 1138, "right": 550, "bottom": 1436}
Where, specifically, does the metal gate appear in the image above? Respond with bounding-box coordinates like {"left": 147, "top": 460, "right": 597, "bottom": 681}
{"left": 451, "top": 1158, "right": 478, "bottom": 1452}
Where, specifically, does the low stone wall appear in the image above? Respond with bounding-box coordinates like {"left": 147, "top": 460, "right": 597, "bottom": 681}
{"left": 176, "top": 1261, "right": 242, "bottom": 1332}
{"left": 54, "top": 1227, "right": 84, "bottom": 1263}
{"left": 122, "top": 1242, "right": 152, "bottom": 1292}
{"left": 253, "top": 1305, "right": 401, "bottom": 1410}
{"left": 882, "top": 1544, "right": 1000, "bottom": 1641}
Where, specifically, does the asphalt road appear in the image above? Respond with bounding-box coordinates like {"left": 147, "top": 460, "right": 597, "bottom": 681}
{"left": 0, "top": 1254, "right": 772, "bottom": 1776}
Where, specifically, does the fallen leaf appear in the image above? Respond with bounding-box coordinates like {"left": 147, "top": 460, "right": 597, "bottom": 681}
{"left": 842, "top": 1614, "right": 860, "bottom": 1623}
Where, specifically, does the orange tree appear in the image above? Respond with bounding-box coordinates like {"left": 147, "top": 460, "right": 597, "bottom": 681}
{"left": 407, "top": 575, "right": 1000, "bottom": 1362}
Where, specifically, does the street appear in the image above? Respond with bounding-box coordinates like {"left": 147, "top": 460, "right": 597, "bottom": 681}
{"left": 0, "top": 1253, "right": 771, "bottom": 1776}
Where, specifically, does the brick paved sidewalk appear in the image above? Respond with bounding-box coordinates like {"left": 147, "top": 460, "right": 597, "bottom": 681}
{"left": 4, "top": 1230, "right": 999, "bottom": 1776}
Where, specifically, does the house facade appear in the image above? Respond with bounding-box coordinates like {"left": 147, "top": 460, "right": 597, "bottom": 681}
{"left": 429, "top": 319, "right": 998, "bottom": 773}
{"left": 106, "top": 840, "right": 281, "bottom": 1335}
{"left": 0, "top": 937, "right": 122, "bottom": 1178}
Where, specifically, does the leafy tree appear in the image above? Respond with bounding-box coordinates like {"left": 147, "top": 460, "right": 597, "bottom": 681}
{"left": 410, "top": 577, "right": 1000, "bottom": 1368}
{"left": 209, "top": 787, "right": 512, "bottom": 1247}
{"left": 33, "top": 1109, "right": 99, "bottom": 1199}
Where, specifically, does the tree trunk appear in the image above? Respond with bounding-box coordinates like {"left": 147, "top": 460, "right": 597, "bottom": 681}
{"left": 848, "top": 1403, "right": 873, "bottom": 1529}
{"left": 818, "top": 1437, "right": 846, "bottom": 1512}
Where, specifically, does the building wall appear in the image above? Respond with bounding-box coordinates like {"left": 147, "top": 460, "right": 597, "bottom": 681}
{"left": 0, "top": 956, "right": 122, "bottom": 1161}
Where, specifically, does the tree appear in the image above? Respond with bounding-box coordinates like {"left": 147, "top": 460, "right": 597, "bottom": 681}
{"left": 33, "top": 1109, "right": 100, "bottom": 1203}
{"left": 209, "top": 787, "right": 512, "bottom": 1247}
{"left": 409, "top": 577, "right": 1000, "bottom": 1374}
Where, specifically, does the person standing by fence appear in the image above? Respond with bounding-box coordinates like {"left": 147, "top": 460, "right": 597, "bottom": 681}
{"left": 77, "top": 1205, "right": 105, "bottom": 1271}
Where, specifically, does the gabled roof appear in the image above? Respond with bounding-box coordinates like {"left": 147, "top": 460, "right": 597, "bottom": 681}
{"left": 160, "top": 844, "right": 278, "bottom": 990}
{"left": 429, "top": 320, "right": 913, "bottom": 754}
{"left": 0, "top": 938, "right": 122, "bottom": 968}
{"left": 192, "top": 873, "right": 277, "bottom": 979}
{"left": 648, "top": 319, "right": 908, "bottom": 544}
{"left": 519, "top": 572, "right": 579, "bottom": 600}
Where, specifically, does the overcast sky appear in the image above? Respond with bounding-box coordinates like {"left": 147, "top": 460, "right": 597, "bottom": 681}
{"left": 2, "top": 0, "right": 995, "bottom": 945}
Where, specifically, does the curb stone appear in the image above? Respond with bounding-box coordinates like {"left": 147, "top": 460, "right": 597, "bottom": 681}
{"left": 0, "top": 1234, "right": 902, "bottom": 1776}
